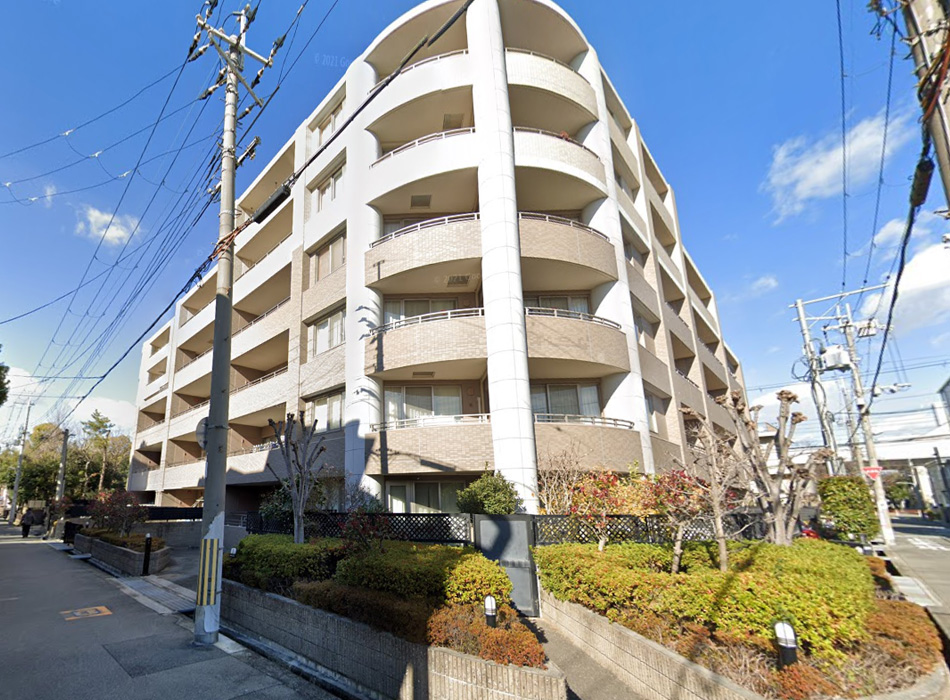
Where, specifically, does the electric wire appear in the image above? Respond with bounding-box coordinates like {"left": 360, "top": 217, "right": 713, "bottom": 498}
{"left": 836, "top": 0, "right": 850, "bottom": 291}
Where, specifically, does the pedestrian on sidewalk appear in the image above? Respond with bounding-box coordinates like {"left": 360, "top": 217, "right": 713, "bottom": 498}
{"left": 20, "top": 509, "right": 35, "bottom": 538}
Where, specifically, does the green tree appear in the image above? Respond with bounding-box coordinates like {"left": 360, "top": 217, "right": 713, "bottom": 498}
{"left": 0, "top": 344, "right": 9, "bottom": 409}
{"left": 82, "top": 410, "right": 115, "bottom": 493}
{"left": 457, "top": 472, "right": 523, "bottom": 515}
{"left": 818, "top": 476, "right": 879, "bottom": 538}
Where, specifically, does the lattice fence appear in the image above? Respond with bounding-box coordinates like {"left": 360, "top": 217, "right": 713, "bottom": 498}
{"left": 533, "top": 513, "right": 767, "bottom": 546}
{"left": 246, "top": 511, "right": 474, "bottom": 545}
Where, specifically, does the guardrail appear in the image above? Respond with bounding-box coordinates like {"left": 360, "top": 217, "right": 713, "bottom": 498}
{"left": 372, "top": 127, "right": 475, "bottom": 167}
{"left": 505, "top": 47, "right": 581, "bottom": 75}
{"left": 534, "top": 414, "right": 636, "bottom": 430}
{"left": 170, "top": 400, "right": 210, "bottom": 420}
{"left": 178, "top": 347, "right": 212, "bottom": 372}
{"left": 675, "top": 369, "right": 701, "bottom": 389}
{"left": 232, "top": 297, "right": 291, "bottom": 339}
{"left": 512, "top": 126, "right": 599, "bottom": 158}
{"left": 228, "top": 441, "right": 278, "bottom": 457}
{"left": 370, "top": 413, "right": 491, "bottom": 432}
{"left": 370, "top": 212, "right": 480, "bottom": 248}
{"left": 524, "top": 306, "right": 620, "bottom": 330}
{"left": 370, "top": 49, "right": 469, "bottom": 90}
{"left": 373, "top": 307, "right": 484, "bottom": 335}
{"left": 232, "top": 366, "right": 289, "bottom": 395}
{"left": 518, "top": 212, "right": 609, "bottom": 241}
{"left": 235, "top": 233, "right": 292, "bottom": 281}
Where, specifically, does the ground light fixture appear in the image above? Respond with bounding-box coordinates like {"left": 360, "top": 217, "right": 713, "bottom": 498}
{"left": 774, "top": 621, "right": 798, "bottom": 669}
{"left": 229, "top": 547, "right": 238, "bottom": 558}
{"left": 484, "top": 595, "right": 497, "bottom": 628}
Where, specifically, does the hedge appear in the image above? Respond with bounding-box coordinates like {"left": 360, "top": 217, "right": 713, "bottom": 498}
{"left": 817, "top": 476, "right": 879, "bottom": 538}
{"left": 224, "top": 534, "right": 345, "bottom": 595}
{"left": 81, "top": 528, "right": 166, "bottom": 552}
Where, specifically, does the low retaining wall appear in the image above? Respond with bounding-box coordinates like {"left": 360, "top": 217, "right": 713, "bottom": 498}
{"left": 222, "top": 580, "right": 567, "bottom": 700}
{"left": 540, "top": 590, "right": 950, "bottom": 700}
{"left": 130, "top": 521, "right": 202, "bottom": 548}
{"left": 74, "top": 533, "right": 170, "bottom": 576}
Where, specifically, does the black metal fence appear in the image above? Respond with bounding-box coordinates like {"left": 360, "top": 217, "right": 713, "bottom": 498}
{"left": 246, "top": 511, "right": 473, "bottom": 545}
{"left": 65, "top": 504, "right": 202, "bottom": 521}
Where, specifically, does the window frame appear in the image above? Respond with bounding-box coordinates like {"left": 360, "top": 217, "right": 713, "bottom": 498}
{"left": 304, "top": 389, "right": 345, "bottom": 433}
{"left": 309, "top": 232, "right": 347, "bottom": 285}
{"left": 307, "top": 306, "right": 346, "bottom": 358}
{"left": 529, "top": 382, "right": 601, "bottom": 417}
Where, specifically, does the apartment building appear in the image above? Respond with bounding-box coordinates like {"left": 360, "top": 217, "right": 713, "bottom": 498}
{"left": 127, "top": 0, "right": 746, "bottom": 515}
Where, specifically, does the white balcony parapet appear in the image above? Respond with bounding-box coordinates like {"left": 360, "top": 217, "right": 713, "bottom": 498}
{"left": 231, "top": 366, "right": 289, "bottom": 395}
{"left": 233, "top": 297, "right": 291, "bottom": 338}
{"left": 675, "top": 368, "right": 701, "bottom": 389}
{"left": 372, "top": 127, "right": 475, "bottom": 167}
{"left": 171, "top": 400, "right": 210, "bottom": 420}
{"left": 524, "top": 306, "right": 620, "bottom": 330}
{"left": 178, "top": 347, "right": 212, "bottom": 372}
{"left": 235, "top": 233, "right": 292, "bottom": 282}
{"left": 370, "top": 413, "right": 491, "bottom": 431}
{"left": 512, "top": 126, "right": 600, "bottom": 158}
{"left": 519, "top": 212, "right": 609, "bottom": 241}
{"left": 370, "top": 49, "right": 469, "bottom": 90}
{"left": 373, "top": 307, "right": 485, "bottom": 335}
{"left": 534, "top": 414, "right": 636, "bottom": 430}
{"left": 370, "top": 212, "right": 480, "bottom": 248}
{"left": 505, "top": 48, "right": 585, "bottom": 77}
{"left": 228, "top": 441, "right": 279, "bottom": 457}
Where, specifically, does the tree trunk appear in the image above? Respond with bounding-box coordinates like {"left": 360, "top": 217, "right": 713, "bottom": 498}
{"left": 293, "top": 508, "right": 305, "bottom": 545}
{"left": 598, "top": 534, "right": 607, "bottom": 552}
{"left": 671, "top": 524, "right": 685, "bottom": 573}
{"left": 710, "top": 501, "right": 729, "bottom": 572}
{"left": 773, "top": 501, "right": 790, "bottom": 546}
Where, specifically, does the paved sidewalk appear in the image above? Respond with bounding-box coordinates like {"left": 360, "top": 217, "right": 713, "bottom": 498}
{"left": 886, "top": 516, "right": 950, "bottom": 640}
{"left": 0, "top": 524, "right": 339, "bottom": 700}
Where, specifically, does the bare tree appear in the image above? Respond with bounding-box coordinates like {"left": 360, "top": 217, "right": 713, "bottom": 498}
{"left": 267, "top": 412, "right": 328, "bottom": 544}
{"left": 537, "top": 445, "right": 587, "bottom": 514}
{"left": 718, "top": 390, "right": 833, "bottom": 546}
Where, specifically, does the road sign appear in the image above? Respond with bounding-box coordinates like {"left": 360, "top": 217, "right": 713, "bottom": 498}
{"left": 196, "top": 417, "right": 209, "bottom": 450}
{"left": 862, "top": 466, "right": 882, "bottom": 480}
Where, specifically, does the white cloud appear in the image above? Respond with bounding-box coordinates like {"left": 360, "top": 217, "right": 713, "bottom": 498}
{"left": 69, "top": 397, "right": 137, "bottom": 437}
{"left": 860, "top": 243, "right": 950, "bottom": 332}
{"left": 723, "top": 274, "right": 779, "bottom": 303}
{"left": 763, "top": 110, "right": 914, "bottom": 221}
{"left": 43, "top": 184, "right": 56, "bottom": 208}
{"left": 75, "top": 205, "right": 140, "bottom": 246}
{"left": 852, "top": 210, "right": 940, "bottom": 264}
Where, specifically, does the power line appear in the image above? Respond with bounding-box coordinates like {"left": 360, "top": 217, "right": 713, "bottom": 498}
{"left": 836, "top": 0, "right": 850, "bottom": 291}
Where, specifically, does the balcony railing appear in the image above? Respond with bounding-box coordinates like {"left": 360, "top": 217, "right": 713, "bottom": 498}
{"left": 235, "top": 233, "right": 292, "bottom": 281}
{"left": 228, "top": 441, "right": 279, "bottom": 457}
{"left": 513, "top": 127, "right": 599, "bottom": 158}
{"left": 371, "top": 212, "right": 480, "bottom": 249}
{"left": 170, "top": 400, "right": 210, "bottom": 420}
{"left": 373, "top": 307, "right": 484, "bottom": 335}
{"left": 178, "top": 347, "right": 212, "bottom": 372}
{"left": 143, "top": 381, "right": 169, "bottom": 401}
{"left": 525, "top": 306, "right": 620, "bottom": 330}
{"left": 519, "top": 212, "right": 609, "bottom": 242}
{"left": 232, "top": 365, "right": 289, "bottom": 395}
{"left": 506, "top": 48, "right": 584, "bottom": 76}
{"left": 675, "top": 369, "right": 701, "bottom": 389}
{"left": 371, "top": 413, "right": 491, "bottom": 431}
{"left": 233, "top": 297, "right": 291, "bottom": 338}
{"left": 372, "top": 127, "right": 475, "bottom": 167}
{"left": 165, "top": 457, "right": 203, "bottom": 468}
{"left": 371, "top": 49, "right": 469, "bottom": 90}
{"left": 534, "top": 414, "right": 636, "bottom": 430}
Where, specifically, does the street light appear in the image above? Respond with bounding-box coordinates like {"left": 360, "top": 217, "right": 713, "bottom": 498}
{"left": 774, "top": 621, "right": 798, "bottom": 669}
{"left": 484, "top": 595, "right": 497, "bottom": 628}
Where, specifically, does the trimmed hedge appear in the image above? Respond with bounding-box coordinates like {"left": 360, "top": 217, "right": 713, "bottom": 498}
{"left": 534, "top": 539, "right": 875, "bottom": 658}
{"left": 427, "top": 604, "right": 546, "bottom": 668}
{"left": 82, "top": 528, "right": 166, "bottom": 552}
{"left": 224, "top": 534, "right": 345, "bottom": 595}
{"left": 818, "top": 476, "right": 879, "bottom": 538}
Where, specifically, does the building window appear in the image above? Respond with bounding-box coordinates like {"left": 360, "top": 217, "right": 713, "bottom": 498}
{"left": 383, "top": 298, "right": 457, "bottom": 325}
{"left": 309, "top": 233, "right": 346, "bottom": 285}
{"left": 615, "top": 171, "right": 635, "bottom": 201}
{"left": 384, "top": 385, "right": 463, "bottom": 422}
{"left": 304, "top": 390, "right": 344, "bottom": 432}
{"left": 318, "top": 101, "right": 344, "bottom": 146}
{"left": 523, "top": 295, "right": 589, "bottom": 314}
{"left": 530, "top": 383, "right": 600, "bottom": 417}
{"left": 645, "top": 393, "right": 662, "bottom": 433}
{"left": 314, "top": 165, "right": 344, "bottom": 212}
{"left": 307, "top": 307, "right": 345, "bottom": 357}
{"left": 387, "top": 481, "right": 464, "bottom": 514}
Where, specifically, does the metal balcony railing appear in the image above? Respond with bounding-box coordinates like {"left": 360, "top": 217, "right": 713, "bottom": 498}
{"left": 534, "top": 414, "right": 636, "bottom": 430}
{"left": 372, "top": 127, "right": 475, "bottom": 167}
{"left": 518, "top": 212, "right": 609, "bottom": 242}
{"left": 512, "top": 127, "right": 600, "bottom": 158}
{"left": 524, "top": 306, "right": 620, "bottom": 330}
{"left": 231, "top": 366, "right": 289, "bottom": 395}
{"left": 371, "top": 413, "right": 491, "bottom": 432}
{"left": 373, "top": 307, "right": 484, "bottom": 335}
{"left": 675, "top": 369, "right": 701, "bottom": 390}
{"left": 233, "top": 297, "right": 291, "bottom": 338}
{"left": 235, "top": 233, "right": 292, "bottom": 281}
{"left": 228, "top": 441, "right": 279, "bottom": 457}
{"left": 370, "top": 49, "right": 469, "bottom": 90}
{"left": 178, "top": 347, "right": 212, "bottom": 372}
{"left": 370, "top": 213, "right": 480, "bottom": 249}
{"left": 505, "top": 48, "right": 584, "bottom": 76}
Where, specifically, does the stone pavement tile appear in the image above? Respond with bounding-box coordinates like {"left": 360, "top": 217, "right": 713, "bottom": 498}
{"left": 131, "top": 654, "right": 287, "bottom": 700}
{"left": 103, "top": 629, "right": 226, "bottom": 677}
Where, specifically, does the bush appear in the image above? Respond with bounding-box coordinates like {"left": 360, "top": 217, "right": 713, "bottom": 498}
{"left": 88, "top": 490, "right": 147, "bottom": 535}
{"left": 818, "top": 476, "right": 879, "bottom": 538}
{"left": 293, "top": 580, "right": 433, "bottom": 643}
{"left": 334, "top": 541, "right": 512, "bottom": 605}
{"left": 82, "top": 528, "right": 165, "bottom": 552}
{"left": 865, "top": 599, "right": 942, "bottom": 674}
{"left": 427, "top": 604, "right": 546, "bottom": 668}
{"left": 225, "top": 534, "right": 345, "bottom": 595}
{"left": 457, "top": 472, "right": 522, "bottom": 514}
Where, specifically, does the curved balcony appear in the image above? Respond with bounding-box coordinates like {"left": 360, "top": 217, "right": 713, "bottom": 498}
{"left": 506, "top": 49, "right": 597, "bottom": 132}
{"left": 534, "top": 416, "right": 644, "bottom": 472}
{"left": 525, "top": 307, "right": 629, "bottom": 378}
{"left": 519, "top": 212, "right": 617, "bottom": 289}
{"left": 365, "top": 414, "right": 493, "bottom": 475}
{"left": 514, "top": 127, "right": 605, "bottom": 189}
{"left": 365, "top": 308, "right": 487, "bottom": 380}
{"left": 365, "top": 213, "right": 482, "bottom": 294}
{"left": 366, "top": 49, "right": 472, "bottom": 124}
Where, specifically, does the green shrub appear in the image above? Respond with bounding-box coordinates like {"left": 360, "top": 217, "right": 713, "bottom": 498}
{"left": 334, "top": 541, "right": 511, "bottom": 605}
{"left": 457, "top": 472, "right": 522, "bottom": 514}
{"left": 293, "top": 580, "right": 433, "bottom": 643}
{"left": 82, "top": 529, "right": 165, "bottom": 552}
{"left": 818, "top": 476, "right": 879, "bottom": 538}
{"left": 427, "top": 604, "right": 546, "bottom": 668}
{"left": 226, "top": 534, "right": 345, "bottom": 595}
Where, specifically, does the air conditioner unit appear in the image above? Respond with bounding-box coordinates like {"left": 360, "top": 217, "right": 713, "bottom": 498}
{"left": 820, "top": 345, "right": 851, "bottom": 372}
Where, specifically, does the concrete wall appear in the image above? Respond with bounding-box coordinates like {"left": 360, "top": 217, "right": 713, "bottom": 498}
{"left": 74, "top": 533, "right": 170, "bottom": 576}
{"left": 223, "top": 579, "right": 567, "bottom": 700}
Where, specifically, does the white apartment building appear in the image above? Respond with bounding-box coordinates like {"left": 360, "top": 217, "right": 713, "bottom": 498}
{"left": 128, "top": 0, "right": 746, "bottom": 515}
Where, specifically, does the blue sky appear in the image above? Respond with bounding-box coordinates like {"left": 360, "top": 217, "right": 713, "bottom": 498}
{"left": 1, "top": 0, "right": 948, "bottom": 449}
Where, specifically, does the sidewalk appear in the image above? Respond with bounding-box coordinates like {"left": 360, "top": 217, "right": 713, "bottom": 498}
{"left": 886, "top": 516, "right": 950, "bottom": 640}
{"left": 0, "top": 523, "right": 339, "bottom": 700}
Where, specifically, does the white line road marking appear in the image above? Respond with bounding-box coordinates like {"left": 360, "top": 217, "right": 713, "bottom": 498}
{"left": 906, "top": 536, "right": 950, "bottom": 551}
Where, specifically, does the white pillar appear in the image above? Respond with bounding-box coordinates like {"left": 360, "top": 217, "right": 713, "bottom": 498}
{"left": 576, "top": 48, "right": 656, "bottom": 474}
{"left": 344, "top": 59, "right": 383, "bottom": 503}
{"left": 468, "top": 0, "right": 538, "bottom": 512}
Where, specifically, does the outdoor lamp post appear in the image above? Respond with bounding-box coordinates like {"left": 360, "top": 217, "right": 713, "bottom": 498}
{"left": 774, "top": 621, "right": 798, "bottom": 669}
{"left": 484, "top": 595, "right": 497, "bottom": 628}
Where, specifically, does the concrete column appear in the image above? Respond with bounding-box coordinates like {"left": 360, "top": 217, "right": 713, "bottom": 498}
{"left": 576, "top": 48, "right": 656, "bottom": 474}
{"left": 343, "top": 59, "right": 384, "bottom": 503}
{"left": 468, "top": 0, "right": 538, "bottom": 512}
{"left": 289, "top": 123, "right": 310, "bottom": 419}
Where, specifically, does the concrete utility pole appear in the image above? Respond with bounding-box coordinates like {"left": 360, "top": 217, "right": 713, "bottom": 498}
{"left": 55, "top": 429, "right": 70, "bottom": 501}
{"left": 794, "top": 300, "right": 841, "bottom": 476}
{"left": 7, "top": 403, "right": 32, "bottom": 525}
{"left": 841, "top": 303, "right": 896, "bottom": 545}
{"left": 192, "top": 4, "right": 272, "bottom": 645}
{"left": 842, "top": 389, "right": 865, "bottom": 475}
{"left": 901, "top": 0, "right": 950, "bottom": 207}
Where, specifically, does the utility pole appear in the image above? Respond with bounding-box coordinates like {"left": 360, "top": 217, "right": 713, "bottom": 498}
{"left": 840, "top": 303, "right": 896, "bottom": 545}
{"left": 794, "top": 300, "right": 841, "bottom": 475}
{"left": 7, "top": 404, "right": 33, "bottom": 525}
{"left": 842, "top": 389, "right": 865, "bottom": 475}
{"left": 97, "top": 430, "right": 110, "bottom": 492}
{"left": 192, "top": 4, "right": 272, "bottom": 646}
{"left": 55, "top": 429, "right": 70, "bottom": 501}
